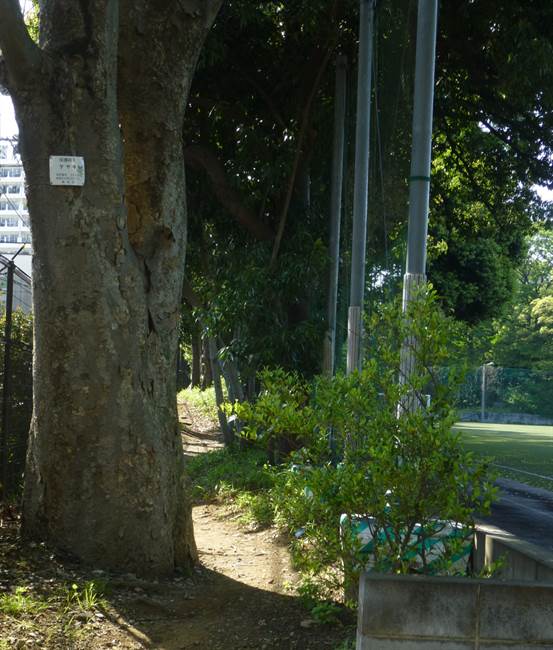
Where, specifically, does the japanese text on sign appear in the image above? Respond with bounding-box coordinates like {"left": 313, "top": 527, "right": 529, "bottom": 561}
{"left": 49, "top": 156, "right": 85, "bottom": 186}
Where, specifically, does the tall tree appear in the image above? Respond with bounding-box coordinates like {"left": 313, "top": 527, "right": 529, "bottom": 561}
{"left": 0, "top": 0, "right": 221, "bottom": 576}
{"left": 180, "top": 0, "right": 553, "bottom": 384}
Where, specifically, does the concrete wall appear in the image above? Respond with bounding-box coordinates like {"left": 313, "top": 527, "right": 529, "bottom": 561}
{"left": 357, "top": 573, "right": 553, "bottom": 649}
{"left": 459, "top": 411, "right": 553, "bottom": 425}
{"left": 474, "top": 522, "right": 553, "bottom": 583}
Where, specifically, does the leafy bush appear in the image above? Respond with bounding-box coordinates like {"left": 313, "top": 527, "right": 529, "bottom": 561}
{"left": 232, "top": 287, "right": 496, "bottom": 599}
{"left": 231, "top": 368, "right": 317, "bottom": 464}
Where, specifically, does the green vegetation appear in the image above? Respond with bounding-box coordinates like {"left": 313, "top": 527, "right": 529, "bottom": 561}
{"left": 0, "top": 308, "right": 33, "bottom": 498}
{"left": 0, "top": 579, "right": 108, "bottom": 620}
{"left": 181, "top": 0, "right": 553, "bottom": 393}
{"left": 187, "top": 446, "right": 274, "bottom": 503}
{"left": 0, "top": 578, "right": 108, "bottom": 649}
{"left": 191, "top": 290, "right": 496, "bottom": 601}
{"left": 64, "top": 580, "right": 108, "bottom": 614}
{"left": 457, "top": 422, "right": 553, "bottom": 491}
{"left": 178, "top": 385, "right": 221, "bottom": 418}
{"left": 0, "top": 586, "right": 49, "bottom": 617}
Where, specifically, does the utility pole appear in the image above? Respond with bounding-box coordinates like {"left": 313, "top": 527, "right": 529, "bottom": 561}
{"left": 399, "top": 0, "right": 438, "bottom": 388}
{"left": 323, "top": 55, "right": 347, "bottom": 376}
{"left": 402, "top": 0, "right": 438, "bottom": 310}
{"left": 347, "top": 0, "right": 376, "bottom": 375}
{"left": 481, "top": 363, "right": 486, "bottom": 422}
{"left": 481, "top": 362, "right": 493, "bottom": 422}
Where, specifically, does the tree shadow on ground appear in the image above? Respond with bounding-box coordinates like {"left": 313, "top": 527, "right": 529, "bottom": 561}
{"left": 102, "top": 567, "right": 354, "bottom": 650}
{"left": 0, "top": 518, "right": 355, "bottom": 650}
{"left": 180, "top": 418, "right": 223, "bottom": 459}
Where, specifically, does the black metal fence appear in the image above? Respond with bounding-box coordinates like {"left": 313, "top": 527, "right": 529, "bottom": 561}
{"left": 0, "top": 254, "right": 33, "bottom": 501}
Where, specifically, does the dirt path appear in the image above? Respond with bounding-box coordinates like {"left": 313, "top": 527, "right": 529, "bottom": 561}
{"left": 118, "top": 503, "right": 350, "bottom": 650}
{"left": 0, "top": 400, "right": 354, "bottom": 649}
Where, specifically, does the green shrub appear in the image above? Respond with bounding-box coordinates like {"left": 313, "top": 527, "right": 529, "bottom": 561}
{"left": 230, "top": 368, "right": 317, "bottom": 464}
{"left": 233, "top": 287, "right": 496, "bottom": 599}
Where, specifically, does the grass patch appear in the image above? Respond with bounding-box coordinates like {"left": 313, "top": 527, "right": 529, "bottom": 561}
{"left": 186, "top": 446, "right": 276, "bottom": 527}
{"left": 0, "top": 586, "right": 49, "bottom": 617}
{"left": 187, "top": 446, "right": 274, "bottom": 499}
{"left": 456, "top": 422, "right": 553, "bottom": 490}
{"left": 178, "top": 386, "right": 221, "bottom": 419}
{"left": 63, "top": 579, "right": 108, "bottom": 613}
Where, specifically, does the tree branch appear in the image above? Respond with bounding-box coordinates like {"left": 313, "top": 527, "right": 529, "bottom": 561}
{"left": 184, "top": 143, "right": 274, "bottom": 241}
{"left": 269, "top": 42, "right": 333, "bottom": 268}
{"left": 0, "top": 0, "right": 40, "bottom": 90}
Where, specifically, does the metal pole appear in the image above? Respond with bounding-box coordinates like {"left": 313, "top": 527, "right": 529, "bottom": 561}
{"left": 399, "top": 0, "right": 438, "bottom": 399}
{"left": 1, "top": 261, "right": 14, "bottom": 499}
{"left": 323, "top": 55, "right": 347, "bottom": 376}
{"left": 481, "top": 364, "right": 486, "bottom": 422}
{"left": 402, "top": 0, "right": 439, "bottom": 309}
{"left": 347, "top": 0, "right": 376, "bottom": 375}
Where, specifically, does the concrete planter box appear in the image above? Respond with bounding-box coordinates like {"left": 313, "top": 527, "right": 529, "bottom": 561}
{"left": 356, "top": 573, "right": 553, "bottom": 649}
{"left": 474, "top": 522, "right": 553, "bottom": 583}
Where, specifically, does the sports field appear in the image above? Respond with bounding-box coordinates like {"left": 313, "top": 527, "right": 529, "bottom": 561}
{"left": 455, "top": 422, "right": 553, "bottom": 491}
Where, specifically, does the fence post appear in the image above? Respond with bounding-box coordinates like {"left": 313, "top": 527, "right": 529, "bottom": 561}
{"left": 1, "top": 261, "right": 14, "bottom": 500}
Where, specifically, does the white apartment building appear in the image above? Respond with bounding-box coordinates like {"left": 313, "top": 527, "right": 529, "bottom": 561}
{"left": 0, "top": 137, "right": 32, "bottom": 276}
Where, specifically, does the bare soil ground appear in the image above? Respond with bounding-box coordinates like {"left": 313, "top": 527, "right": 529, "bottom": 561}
{"left": 0, "top": 400, "right": 354, "bottom": 649}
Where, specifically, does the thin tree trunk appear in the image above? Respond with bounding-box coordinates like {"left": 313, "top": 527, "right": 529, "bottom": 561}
{"left": 191, "top": 332, "right": 202, "bottom": 388}
{"left": 207, "top": 338, "right": 231, "bottom": 446}
{"left": 201, "top": 336, "right": 212, "bottom": 389}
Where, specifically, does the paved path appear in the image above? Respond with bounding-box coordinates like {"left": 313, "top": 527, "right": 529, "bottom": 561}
{"left": 482, "top": 478, "right": 553, "bottom": 553}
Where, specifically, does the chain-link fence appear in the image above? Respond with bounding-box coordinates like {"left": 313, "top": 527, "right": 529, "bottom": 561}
{"left": 0, "top": 254, "right": 33, "bottom": 500}
{"left": 455, "top": 365, "right": 553, "bottom": 425}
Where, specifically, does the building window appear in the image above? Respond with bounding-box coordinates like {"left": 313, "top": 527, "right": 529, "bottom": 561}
{"left": 0, "top": 146, "right": 7, "bottom": 160}
{"left": 7, "top": 185, "right": 19, "bottom": 194}
{"left": 0, "top": 168, "right": 21, "bottom": 178}
{"left": 0, "top": 217, "right": 18, "bottom": 227}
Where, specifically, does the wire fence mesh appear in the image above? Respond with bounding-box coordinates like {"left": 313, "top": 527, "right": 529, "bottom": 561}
{"left": 0, "top": 255, "right": 33, "bottom": 501}
{"left": 455, "top": 365, "right": 553, "bottom": 425}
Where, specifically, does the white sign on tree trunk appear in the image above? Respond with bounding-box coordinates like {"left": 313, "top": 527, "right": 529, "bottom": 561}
{"left": 49, "top": 156, "right": 85, "bottom": 186}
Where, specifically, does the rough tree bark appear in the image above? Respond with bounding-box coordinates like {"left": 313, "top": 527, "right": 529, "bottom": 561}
{"left": 0, "top": 0, "right": 222, "bottom": 576}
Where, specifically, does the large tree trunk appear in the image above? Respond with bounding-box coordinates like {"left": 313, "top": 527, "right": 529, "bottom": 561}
{"left": 0, "top": 0, "right": 221, "bottom": 576}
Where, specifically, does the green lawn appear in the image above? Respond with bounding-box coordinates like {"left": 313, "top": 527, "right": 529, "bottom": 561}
{"left": 455, "top": 422, "right": 553, "bottom": 491}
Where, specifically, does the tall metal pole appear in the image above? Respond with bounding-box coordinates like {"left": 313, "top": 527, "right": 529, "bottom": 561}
{"left": 399, "top": 0, "right": 438, "bottom": 394}
{"left": 402, "top": 0, "right": 438, "bottom": 310}
{"left": 323, "top": 55, "right": 347, "bottom": 376}
{"left": 0, "top": 261, "right": 14, "bottom": 499}
{"left": 347, "top": 0, "right": 376, "bottom": 375}
{"left": 481, "top": 363, "right": 486, "bottom": 422}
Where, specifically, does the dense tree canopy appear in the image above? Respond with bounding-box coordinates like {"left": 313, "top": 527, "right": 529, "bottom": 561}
{"left": 182, "top": 0, "right": 553, "bottom": 381}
